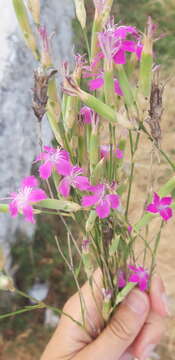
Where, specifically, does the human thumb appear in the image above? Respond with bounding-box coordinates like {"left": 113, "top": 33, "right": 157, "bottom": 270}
{"left": 75, "top": 289, "right": 150, "bottom": 360}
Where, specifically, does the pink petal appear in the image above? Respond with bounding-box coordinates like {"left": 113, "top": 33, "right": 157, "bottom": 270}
{"left": 136, "top": 42, "right": 143, "bottom": 60}
{"left": 100, "top": 145, "right": 110, "bottom": 159}
{"left": 58, "top": 178, "right": 71, "bottom": 197}
{"left": 128, "top": 264, "right": 137, "bottom": 272}
{"left": 96, "top": 199, "right": 110, "bottom": 218}
{"left": 160, "top": 196, "right": 172, "bottom": 206}
{"left": 128, "top": 274, "right": 140, "bottom": 283}
{"left": 139, "top": 278, "right": 148, "bottom": 292}
{"left": 118, "top": 271, "right": 126, "bottom": 288}
{"left": 122, "top": 40, "right": 136, "bottom": 52}
{"left": 80, "top": 106, "right": 92, "bottom": 124}
{"left": 43, "top": 146, "right": 55, "bottom": 153}
{"left": 115, "top": 26, "right": 138, "bottom": 39}
{"left": 29, "top": 189, "right": 47, "bottom": 202}
{"left": 153, "top": 192, "right": 160, "bottom": 206}
{"left": 74, "top": 176, "right": 90, "bottom": 191}
{"left": 9, "top": 201, "right": 18, "bottom": 217}
{"left": 113, "top": 49, "right": 126, "bottom": 65}
{"left": 146, "top": 204, "right": 158, "bottom": 214}
{"left": 106, "top": 194, "right": 120, "bottom": 209}
{"left": 21, "top": 176, "right": 38, "bottom": 188}
{"left": 39, "top": 161, "right": 52, "bottom": 179}
{"left": 159, "top": 207, "right": 173, "bottom": 221}
{"left": 23, "top": 205, "right": 35, "bottom": 224}
{"left": 56, "top": 160, "right": 72, "bottom": 176}
{"left": 116, "top": 148, "right": 123, "bottom": 159}
{"left": 82, "top": 194, "right": 98, "bottom": 207}
{"left": 114, "top": 79, "right": 123, "bottom": 96}
{"left": 88, "top": 77, "right": 104, "bottom": 91}
{"left": 60, "top": 150, "right": 70, "bottom": 161}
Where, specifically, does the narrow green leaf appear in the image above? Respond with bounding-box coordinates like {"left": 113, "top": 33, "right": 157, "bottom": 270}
{"left": 109, "top": 235, "right": 120, "bottom": 256}
{"left": 86, "top": 210, "right": 97, "bottom": 232}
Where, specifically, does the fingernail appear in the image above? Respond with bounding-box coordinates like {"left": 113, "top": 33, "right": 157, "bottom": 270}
{"left": 125, "top": 290, "right": 148, "bottom": 314}
{"left": 120, "top": 352, "right": 133, "bottom": 360}
{"left": 162, "top": 293, "right": 171, "bottom": 316}
{"left": 141, "top": 344, "right": 156, "bottom": 360}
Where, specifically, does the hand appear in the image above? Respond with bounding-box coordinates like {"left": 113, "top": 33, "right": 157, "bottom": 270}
{"left": 41, "top": 272, "right": 169, "bottom": 360}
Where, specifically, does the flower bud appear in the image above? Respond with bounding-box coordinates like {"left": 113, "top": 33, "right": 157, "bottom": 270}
{"left": 74, "top": 0, "right": 86, "bottom": 29}
{"left": 12, "top": 0, "right": 39, "bottom": 60}
{"left": 102, "top": 288, "right": 112, "bottom": 321}
{"left": 28, "top": 0, "right": 40, "bottom": 26}
{"left": 0, "top": 274, "right": 14, "bottom": 292}
{"left": 82, "top": 239, "right": 94, "bottom": 278}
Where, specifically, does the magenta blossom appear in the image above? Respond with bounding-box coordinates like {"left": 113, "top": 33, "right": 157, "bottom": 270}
{"left": 80, "top": 106, "right": 93, "bottom": 124}
{"left": 9, "top": 176, "right": 47, "bottom": 224}
{"left": 35, "top": 146, "right": 70, "bottom": 180}
{"left": 128, "top": 265, "right": 149, "bottom": 292}
{"left": 90, "top": 23, "right": 142, "bottom": 68}
{"left": 82, "top": 184, "right": 120, "bottom": 218}
{"left": 88, "top": 74, "right": 123, "bottom": 96}
{"left": 118, "top": 270, "right": 126, "bottom": 289}
{"left": 58, "top": 163, "right": 90, "bottom": 197}
{"left": 100, "top": 145, "right": 123, "bottom": 159}
{"left": 146, "top": 192, "right": 173, "bottom": 221}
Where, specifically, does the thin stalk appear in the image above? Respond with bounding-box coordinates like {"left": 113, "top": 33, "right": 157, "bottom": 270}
{"left": 83, "top": 28, "right": 91, "bottom": 61}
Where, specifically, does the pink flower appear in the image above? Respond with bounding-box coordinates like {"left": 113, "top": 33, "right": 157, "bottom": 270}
{"left": 88, "top": 74, "right": 123, "bottom": 96}
{"left": 146, "top": 192, "right": 173, "bottom": 221}
{"left": 80, "top": 106, "right": 93, "bottom": 124}
{"left": 128, "top": 265, "right": 149, "bottom": 292}
{"left": 100, "top": 145, "right": 123, "bottom": 159}
{"left": 118, "top": 270, "right": 126, "bottom": 289}
{"left": 127, "top": 225, "right": 132, "bottom": 234}
{"left": 58, "top": 163, "right": 90, "bottom": 197}
{"left": 90, "top": 22, "right": 142, "bottom": 67}
{"left": 9, "top": 176, "right": 47, "bottom": 224}
{"left": 82, "top": 184, "right": 120, "bottom": 218}
{"left": 35, "top": 146, "right": 70, "bottom": 179}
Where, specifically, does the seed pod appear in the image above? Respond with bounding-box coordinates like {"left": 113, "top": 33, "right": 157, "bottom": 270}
{"left": 74, "top": 0, "right": 86, "bottom": 29}
{"left": 12, "top": 0, "right": 39, "bottom": 60}
{"left": 32, "top": 67, "right": 57, "bottom": 122}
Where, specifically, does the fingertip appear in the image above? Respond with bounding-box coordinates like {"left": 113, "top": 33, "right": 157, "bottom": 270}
{"left": 150, "top": 274, "right": 170, "bottom": 317}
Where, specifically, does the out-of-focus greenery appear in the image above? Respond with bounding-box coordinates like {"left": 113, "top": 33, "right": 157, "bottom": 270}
{"left": 116, "top": 0, "right": 175, "bottom": 64}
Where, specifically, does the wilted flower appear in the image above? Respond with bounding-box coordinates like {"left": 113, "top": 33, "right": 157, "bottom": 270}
{"left": 128, "top": 265, "right": 149, "bottom": 291}
{"left": 35, "top": 146, "right": 70, "bottom": 179}
{"left": 80, "top": 106, "right": 94, "bottom": 124}
{"left": 146, "top": 192, "right": 173, "bottom": 221}
{"left": 82, "top": 184, "right": 120, "bottom": 218}
{"left": 9, "top": 176, "right": 47, "bottom": 223}
{"left": 58, "top": 164, "right": 90, "bottom": 197}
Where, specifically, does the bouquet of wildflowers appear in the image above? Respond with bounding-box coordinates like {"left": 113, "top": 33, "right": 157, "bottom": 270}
{"left": 0, "top": 0, "right": 175, "bottom": 326}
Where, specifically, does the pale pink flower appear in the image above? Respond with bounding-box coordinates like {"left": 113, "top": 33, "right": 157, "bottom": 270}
{"left": 9, "top": 176, "right": 47, "bottom": 224}
{"left": 128, "top": 265, "right": 149, "bottom": 292}
{"left": 118, "top": 270, "right": 126, "bottom": 289}
{"left": 80, "top": 106, "right": 93, "bottom": 124}
{"left": 58, "top": 164, "right": 90, "bottom": 197}
{"left": 100, "top": 145, "right": 123, "bottom": 159}
{"left": 146, "top": 192, "right": 173, "bottom": 221}
{"left": 82, "top": 184, "right": 120, "bottom": 218}
{"left": 35, "top": 146, "right": 70, "bottom": 179}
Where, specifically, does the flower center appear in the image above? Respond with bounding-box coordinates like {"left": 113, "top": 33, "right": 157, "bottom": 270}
{"left": 15, "top": 187, "right": 32, "bottom": 209}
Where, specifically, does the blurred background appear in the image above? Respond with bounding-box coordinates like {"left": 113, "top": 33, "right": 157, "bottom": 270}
{"left": 0, "top": 0, "right": 175, "bottom": 358}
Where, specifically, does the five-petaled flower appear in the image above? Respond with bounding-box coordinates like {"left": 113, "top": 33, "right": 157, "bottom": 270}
{"left": 35, "top": 146, "right": 70, "bottom": 179}
{"left": 82, "top": 184, "right": 120, "bottom": 218}
{"left": 58, "top": 163, "right": 90, "bottom": 197}
{"left": 146, "top": 192, "right": 173, "bottom": 221}
{"left": 9, "top": 176, "right": 47, "bottom": 224}
{"left": 128, "top": 265, "right": 149, "bottom": 292}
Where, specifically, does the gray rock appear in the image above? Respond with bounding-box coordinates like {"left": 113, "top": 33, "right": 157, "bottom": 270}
{"left": 0, "top": 0, "right": 74, "bottom": 270}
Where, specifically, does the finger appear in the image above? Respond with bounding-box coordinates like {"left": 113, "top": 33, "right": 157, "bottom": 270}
{"left": 75, "top": 289, "right": 150, "bottom": 360}
{"left": 150, "top": 274, "right": 171, "bottom": 316}
{"left": 131, "top": 311, "right": 166, "bottom": 360}
{"left": 120, "top": 275, "right": 168, "bottom": 360}
{"left": 41, "top": 269, "right": 104, "bottom": 360}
